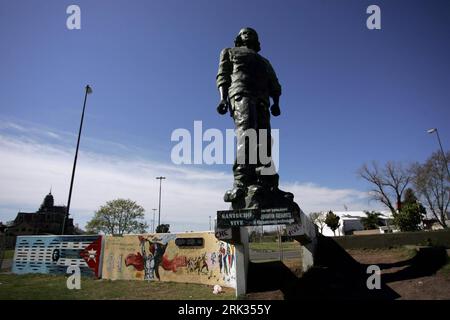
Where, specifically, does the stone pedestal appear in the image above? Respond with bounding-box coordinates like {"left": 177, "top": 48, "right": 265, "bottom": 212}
{"left": 233, "top": 228, "right": 249, "bottom": 298}
{"left": 215, "top": 207, "right": 317, "bottom": 297}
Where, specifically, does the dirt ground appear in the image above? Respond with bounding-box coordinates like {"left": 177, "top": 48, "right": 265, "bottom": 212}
{"left": 245, "top": 246, "right": 450, "bottom": 300}
{"left": 348, "top": 248, "right": 450, "bottom": 300}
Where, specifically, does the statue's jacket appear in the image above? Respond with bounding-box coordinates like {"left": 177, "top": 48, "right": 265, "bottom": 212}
{"left": 216, "top": 46, "right": 281, "bottom": 104}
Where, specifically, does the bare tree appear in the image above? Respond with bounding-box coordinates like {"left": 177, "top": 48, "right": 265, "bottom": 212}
{"left": 358, "top": 161, "right": 411, "bottom": 216}
{"left": 309, "top": 212, "right": 326, "bottom": 234}
{"left": 412, "top": 151, "right": 449, "bottom": 228}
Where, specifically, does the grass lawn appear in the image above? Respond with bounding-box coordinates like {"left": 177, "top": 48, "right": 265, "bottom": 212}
{"left": 440, "top": 255, "right": 450, "bottom": 276}
{"left": 249, "top": 241, "right": 300, "bottom": 252}
{"left": 0, "top": 274, "right": 236, "bottom": 300}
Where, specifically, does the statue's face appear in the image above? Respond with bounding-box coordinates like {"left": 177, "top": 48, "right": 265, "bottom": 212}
{"left": 239, "top": 28, "right": 258, "bottom": 44}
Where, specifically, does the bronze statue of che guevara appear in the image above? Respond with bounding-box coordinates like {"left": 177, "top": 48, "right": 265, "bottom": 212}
{"left": 216, "top": 27, "right": 300, "bottom": 213}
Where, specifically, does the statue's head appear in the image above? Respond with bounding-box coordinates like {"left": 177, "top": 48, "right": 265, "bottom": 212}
{"left": 234, "top": 27, "right": 261, "bottom": 52}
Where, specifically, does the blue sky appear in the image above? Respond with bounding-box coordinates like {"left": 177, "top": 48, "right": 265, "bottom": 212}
{"left": 0, "top": 0, "right": 449, "bottom": 231}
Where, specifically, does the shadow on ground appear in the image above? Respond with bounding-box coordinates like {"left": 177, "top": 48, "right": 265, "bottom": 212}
{"left": 247, "top": 235, "right": 448, "bottom": 300}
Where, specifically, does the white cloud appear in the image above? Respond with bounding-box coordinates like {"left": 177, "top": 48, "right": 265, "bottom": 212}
{"left": 281, "top": 182, "right": 381, "bottom": 213}
{"left": 45, "top": 131, "right": 61, "bottom": 139}
{"left": 0, "top": 121, "right": 380, "bottom": 232}
{"left": 0, "top": 122, "right": 27, "bottom": 131}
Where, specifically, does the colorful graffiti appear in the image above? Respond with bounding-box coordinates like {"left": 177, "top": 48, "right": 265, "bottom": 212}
{"left": 12, "top": 235, "right": 103, "bottom": 278}
{"left": 125, "top": 234, "right": 177, "bottom": 280}
{"left": 218, "top": 242, "right": 235, "bottom": 277}
{"left": 102, "top": 232, "right": 236, "bottom": 288}
{"left": 185, "top": 253, "right": 209, "bottom": 275}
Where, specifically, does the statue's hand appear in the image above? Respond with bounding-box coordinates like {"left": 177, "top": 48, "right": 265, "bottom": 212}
{"left": 270, "top": 104, "right": 281, "bottom": 117}
{"left": 217, "top": 99, "right": 229, "bottom": 115}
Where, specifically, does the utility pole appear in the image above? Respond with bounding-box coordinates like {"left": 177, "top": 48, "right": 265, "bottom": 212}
{"left": 62, "top": 85, "right": 92, "bottom": 234}
{"left": 156, "top": 176, "right": 166, "bottom": 227}
{"left": 152, "top": 208, "right": 157, "bottom": 233}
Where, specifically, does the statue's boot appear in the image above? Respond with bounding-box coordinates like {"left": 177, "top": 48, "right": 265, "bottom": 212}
{"left": 273, "top": 187, "right": 294, "bottom": 201}
{"left": 257, "top": 172, "right": 295, "bottom": 202}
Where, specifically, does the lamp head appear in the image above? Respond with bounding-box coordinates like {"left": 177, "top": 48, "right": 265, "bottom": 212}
{"left": 427, "top": 128, "right": 437, "bottom": 134}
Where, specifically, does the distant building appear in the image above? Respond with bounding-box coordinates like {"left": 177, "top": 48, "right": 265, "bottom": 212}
{"left": 423, "top": 212, "right": 450, "bottom": 230}
{"left": 5, "top": 192, "right": 79, "bottom": 247}
{"left": 317, "top": 211, "right": 395, "bottom": 237}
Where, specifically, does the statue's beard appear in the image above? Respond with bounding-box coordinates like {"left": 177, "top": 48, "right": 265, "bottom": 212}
{"left": 242, "top": 39, "right": 257, "bottom": 51}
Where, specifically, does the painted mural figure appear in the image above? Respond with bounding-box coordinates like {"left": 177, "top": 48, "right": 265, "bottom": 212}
{"left": 140, "top": 236, "right": 168, "bottom": 280}
{"left": 124, "top": 236, "right": 168, "bottom": 280}
{"left": 210, "top": 252, "right": 217, "bottom": 265}
{"left": 200, "top": 253, "right": 209, "bottom": 274}
{"left": 153, "top": 242, "right": 167, "bottom": 279}
{"left": 51, "top": 249, "right": 60, "bottom": 262}
{"left": 140, "top": 237, "right": 155, "bottom": 280}
{"left": 218, "top": 242, "right": 231, "bottom": 275}
{"left": 225, "top": 244, "right": 231, "bottom": 275}
{"left": 218, "top": 242, "right": 225, "bottom": 274}
{"left": 231, "top": 245, "right": 235, "bottom": 269}
{"left": 227, "top": 245, "right": 233, "bottom": 271}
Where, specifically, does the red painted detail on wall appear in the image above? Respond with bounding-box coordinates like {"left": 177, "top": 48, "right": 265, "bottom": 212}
{"left": 79, "top": 236, "right": 103, "bottom": 278}
{"left": 161, "top": 255, "right": 187, "bottom": 272}
{"left": 125, "top": 252, "right": 145, "bottom": 271}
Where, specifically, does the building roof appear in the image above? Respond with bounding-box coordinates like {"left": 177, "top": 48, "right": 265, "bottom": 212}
{"left": 321, "top": 210, "right": 393, "bottom": 220}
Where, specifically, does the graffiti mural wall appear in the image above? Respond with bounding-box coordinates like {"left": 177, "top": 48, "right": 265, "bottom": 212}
{"left": 102, "top": 232, "right": 236, "bottom": 288}
{"left": 12, "top": 235, "right": 103, "bottom": 278}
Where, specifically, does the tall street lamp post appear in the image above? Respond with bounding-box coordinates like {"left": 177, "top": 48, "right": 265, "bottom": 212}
{"left": 62, "top": 85, "right": 92, "bottom": 234}
{"left": 427, "top": 128, "right": 450, "bottom": 178}
{"left": 152, "top": 208, "right": 157, "bottom": 233}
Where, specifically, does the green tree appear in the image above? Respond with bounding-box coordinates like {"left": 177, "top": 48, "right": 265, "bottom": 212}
{"left": 393, "top": 203, "right": 425, "bottom": 232}
{"left": 403, "top": 188, "right": 418, "bottom": 205}
{"left": 155, "top": 224, "right": 170, "bottom": 233}
{"left": 360, "top": 211, "right": 382, "bottom": 230}
{"left": 393, "top": 188, "right": 426, "bottom": 232}
{"left": 325, "top": 211, "right": 340, "bottom": 236}
{"left": 86, "top": 199, "right": 148, "bottom": 235}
